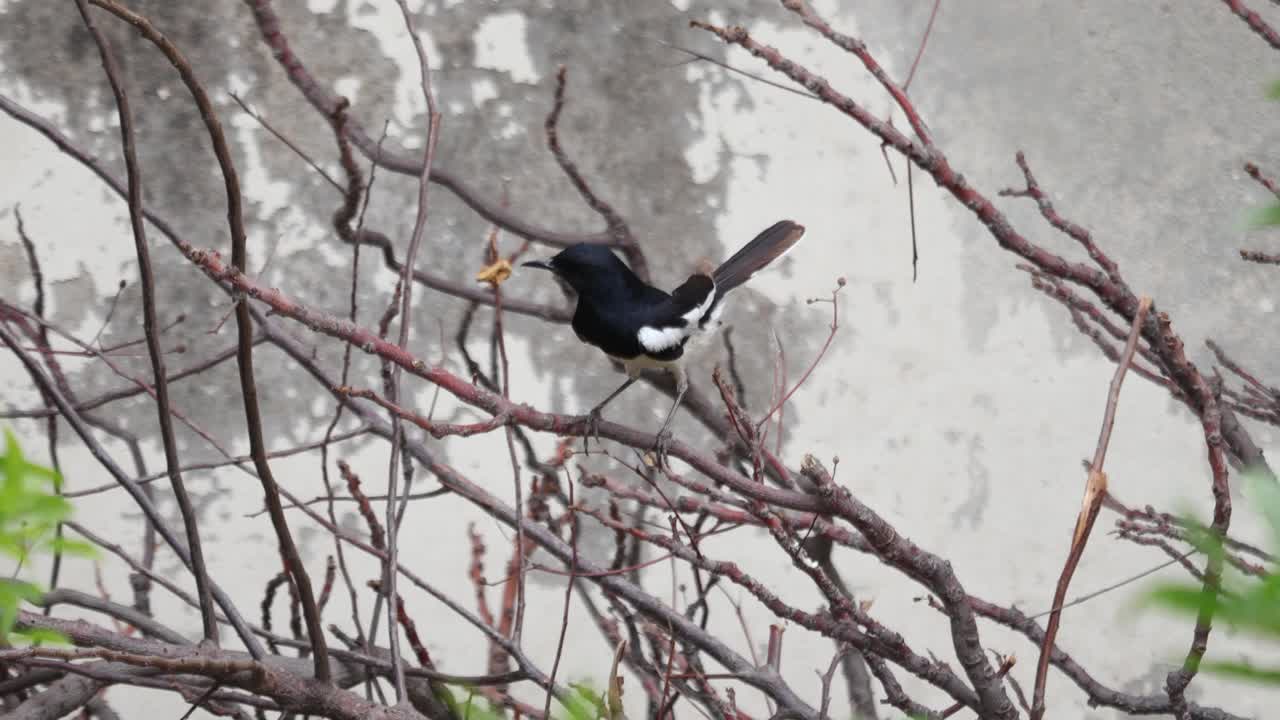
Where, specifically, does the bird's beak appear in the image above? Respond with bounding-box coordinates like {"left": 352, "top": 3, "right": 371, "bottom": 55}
{"left": 522, "top": 259, "right": 553, "bottom": 272}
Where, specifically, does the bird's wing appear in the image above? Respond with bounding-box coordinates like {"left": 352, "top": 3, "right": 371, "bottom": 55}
{"left": 634, "top": 274, "right": 716, "bottom": 353}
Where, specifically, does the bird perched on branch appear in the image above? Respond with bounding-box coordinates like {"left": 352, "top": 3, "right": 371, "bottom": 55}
{"left": 523, "top": 219, "right": 805, "bottom": 446}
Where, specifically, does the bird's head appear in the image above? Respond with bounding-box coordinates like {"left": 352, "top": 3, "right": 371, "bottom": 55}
{"left": 522, "top": 243, "right": 634, "bottom": 298}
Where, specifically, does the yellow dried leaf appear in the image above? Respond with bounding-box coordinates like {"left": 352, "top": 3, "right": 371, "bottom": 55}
{"left": 475, "top": 258, "right": 513, "bottom": 286}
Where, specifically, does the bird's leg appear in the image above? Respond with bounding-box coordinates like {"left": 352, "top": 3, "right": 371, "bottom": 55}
{"left": 652, "top": 367, "right": 688, "bottom": 464}
{"left": 580, "top": 376, "right": 638, "bottom": 454}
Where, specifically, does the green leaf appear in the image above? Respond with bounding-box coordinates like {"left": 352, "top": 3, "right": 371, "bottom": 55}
{"left": 47, "top": 537, "right": 96, "bottom": 558}
{"left": 1202, "top": 660, "right": 1280, "bottom": 685}
{"left": 0, "top": 578, "right": 46, "bottom": 604}
{"left": 1144, "top": 583, "right": 1218, "bottom": 616}
{"left": 444, "top": 687, "right": 504, "bottom": 720}
{"left": 1268, "top": 78, "right": 1280, "bottom": 100}
{"left": 22, "top": 495, "right": 72, "bottom": 523}
{"left": 0, "top": 430, "right": 90, "bottom": 642}
{"left": 2, "top": 429, "right": 26, "bottom": 485}
{"left": 0, "top": 536, "right": 30, "bottom": 560}
{"left": 1248, "top": 204, "right": 1280, "bottom": 229}
{"left": 561, "top": 683, "right": 604, "bottom": 720}
{"left": 11, "top": 627, "right": 69, "bottom": 646}
{"left": 1244, "top": 470, "right": 1280, "bottom": 557}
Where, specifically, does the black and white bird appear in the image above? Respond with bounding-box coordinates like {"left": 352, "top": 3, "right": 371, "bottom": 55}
{"left": 522, "top": 219, "right": 805, "bottom": 440}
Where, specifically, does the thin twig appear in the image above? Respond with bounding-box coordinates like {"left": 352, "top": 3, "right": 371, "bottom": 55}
{"left": 228, "top": 91, "right": 342, "bottom": 192}
{"left": 0, "top": 324, "right": 263, "bottom": 656}
{"left": 86, "top": 0, "right": 329, "bottom": 679}
{"left": 15, "top": 206, "right": 67, "bottom": 612}
{"left": 1218, "top": 0, "right": 1280, "bottom": 50}
{"left": 542, "top": 470, "right": 578, "bottom": 718}
{"left": 73, "top": 0, "right": 221, "bottom": 645}
{"left": 1030, "top": 295, "right": 1152, "bottom": 719}
{"left": 385, "top": 0, "right": 443, "bottom": 702}
{"left": 544, "top": 65, "right": 647, "bottom": 281}
{"left": 756, "top": 279, "right": 845, "bottom": 428}
{"left": 318, "top": 98, "right": 378, "bottom": 692}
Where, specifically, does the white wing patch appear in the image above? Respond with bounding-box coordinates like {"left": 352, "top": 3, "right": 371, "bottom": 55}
{"left": 637, "top": 277, "right": 722, "bottom": 353}
{"left": 637, "top": 324, "right": 688, "bottom": 353}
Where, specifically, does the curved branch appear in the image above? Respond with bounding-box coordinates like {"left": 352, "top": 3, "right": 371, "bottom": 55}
{"left": 692, "top": 11, "right": 1273, "bottom": 484}
{"left": 74, "top": 0, "right": 221, "bottom": 645}
{"left": 241, "top": 0, "right": 620, "bottom": 250}
{"left": 87, "top": 0, "right": 332, "bottom": 682}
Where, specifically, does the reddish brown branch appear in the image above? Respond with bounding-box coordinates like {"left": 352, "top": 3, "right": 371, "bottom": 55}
{"left": 903, "top": 0, "right": 942, "bottom": 91}
{"left": 1030, "top": 296, "right": 1152, "bottom": 719}
{"left": 1001, "top": 151, "right": 1124, "bottom": 284}
{"left": 73, "top": 0, "right": 223, "bottom": 649}
{"left": 1218, "top": 0, "right": 1280, "bottom": 50}
{"left": 1239, "top": 249, "right": 1280, "bottom": 265}
{"left": 1245, "top": 161, "right": 1280, "bottom": 198}
{"left": 159, "top": 245, "right": 830, "bottom": 515}
{"left": 544, "top": 66, "right": 648, "bottom": 281}
{"left": 379, "top": 1, "right": 444, "bottom": 700}
{"left": 692, "top": 15, "right": 1273, "bottom": 484}
{"left": 467, "top": 524, "right": 512, "bottom": 684}
{"left": 578, "top": 504, "right": 981, "bottom": 712}
{"left": 86, "top": 0, "right": 331, "bottom": 681}
{"left": 799, "top": 457, "right": 1016, "bottom": 718}
{"left": 241, "top": 0, "right": 622, "bottom": 250}
{"left": 260, "top": 573, "right": 289, "bottom": 654}
{"left": 8, "top": 614, "right": 419, "bottom": 720}
{"left": 368, "top": 581, "right": 436, "bottom": 671}
{"left": 757, "top": 279, "right": 844, "bottom": 428}
{"left": 542, "top": 473, "right": 578, "bottom": 718}
{"left": 779, "top": 0, "right": 932, "bottom": 145}
{"left": 1021, "top": 270, "right": 1172, "bottom": 388}
{"left": 1165, "top": 398, "right": 1234, "bottom": 716}
{"left": 15, "top": 206, "right": 68, "bottom": 616}
{"left": 0, "top": 85, "right": 789, "bottom": 494}
{"left": 338, "top": 387, "right": 510, "bottom": 438}
{"left": 965, "top": 597, "right": 1243, "bottom": 719}
{"left": 1236, "top": 196, "right": 1278, "bottom": 264}
{"left": 0, "top": 337, "right": 255, "bottom": 421}
{"left": 942, "top": 654, "right": 1015, "bottom": 719}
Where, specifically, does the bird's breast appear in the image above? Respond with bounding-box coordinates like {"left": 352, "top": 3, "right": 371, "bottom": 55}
{"left": 610, "top": 353, "right": 678, "bottom": 370}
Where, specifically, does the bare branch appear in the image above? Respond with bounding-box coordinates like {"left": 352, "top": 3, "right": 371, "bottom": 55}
{"left": 86, "top": 0, "right": 332, "bottom": 680}
{"left": 1030, "top": 296, "right": 1153, "bottom": 719}
{"left": 0, "top": 323, "right": 263, "bottom": 655}
{"left": 1217, "top": 0, "right": 1280, "bottom": 49}
{"left": 73, "top": 0, "right": 221, "bottom": 644}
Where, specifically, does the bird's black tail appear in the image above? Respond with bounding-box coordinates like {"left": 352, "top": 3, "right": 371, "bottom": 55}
{"left": 712, "top": 220, "right": 805, "bottom": 294}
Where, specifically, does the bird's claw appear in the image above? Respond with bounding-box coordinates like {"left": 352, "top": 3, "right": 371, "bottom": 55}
{"left": 580, "top": 408, "right": 604, "bottom": 455}
{"left": 651, "top": 428, "right": 674, "bottom": 468}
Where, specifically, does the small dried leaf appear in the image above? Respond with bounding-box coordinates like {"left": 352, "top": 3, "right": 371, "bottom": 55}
{"left": 475, "top": 258, "right": 513, "bottom": 286}
{"left": 607, "top": 639, "right": 627, "bottom": 720}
